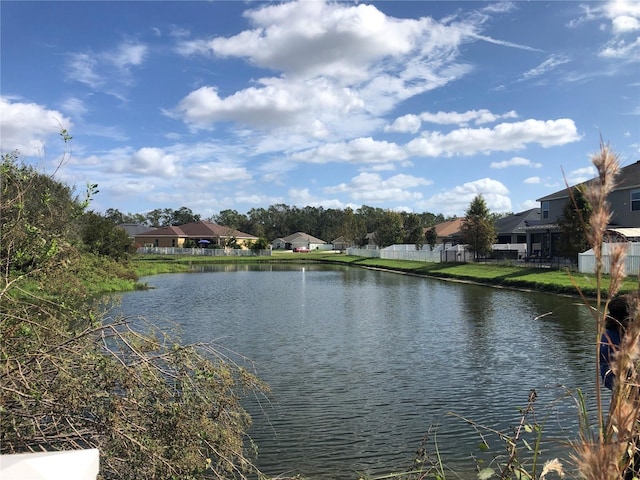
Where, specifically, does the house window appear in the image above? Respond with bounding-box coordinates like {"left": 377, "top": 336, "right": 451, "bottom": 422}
{"left": 632, "top": 190, "right": 640, "bottom": 211}
{"left": 171, "top": 239, "right": 176, "bottom": 247}
{"left": 542, "top": 201, "right": 549, "bottom": 219}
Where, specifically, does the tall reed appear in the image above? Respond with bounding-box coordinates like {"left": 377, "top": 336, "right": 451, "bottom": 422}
{"left": 571, "top": 141, "right": 639, "bottom": 479}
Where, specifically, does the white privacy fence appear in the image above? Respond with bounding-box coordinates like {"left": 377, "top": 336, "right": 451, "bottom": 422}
{"left": 578, "top": 243, "right": 640, "bottom": 275}
{"left": 347, "top": 245, "right": 444, "bottom": 262}
{"left": 137, "top": 247, "right": 272, "bottom": 256}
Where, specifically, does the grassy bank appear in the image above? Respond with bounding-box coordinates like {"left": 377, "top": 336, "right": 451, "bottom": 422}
{"left": 128, "top": 251, "right": 638, "bottom": 298}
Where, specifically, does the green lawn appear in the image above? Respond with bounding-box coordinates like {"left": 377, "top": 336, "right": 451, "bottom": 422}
{"left": 131, "top": 251, "right": 638, "bottom": 298}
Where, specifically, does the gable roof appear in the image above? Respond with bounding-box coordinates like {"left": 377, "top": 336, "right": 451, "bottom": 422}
{"left": 281, "top": 232, "right": 326, "bottom": 244}
{"left": 537, "top": 160, "right": 640, "bottom": 202}
{"left": 136, "top": 221, "right": 257, "bottom": 239}
{"left": 427, "top": 218, "right": 464, "bottom": 238}
{"left": 118, "top": 223, "right": 154, "bottom": 237}
{"left": 495, "top": 209, "right": 540, "bottom": 235}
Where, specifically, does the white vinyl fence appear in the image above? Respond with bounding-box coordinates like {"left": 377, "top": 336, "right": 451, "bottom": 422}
{"left": 347, "top": 245, "right": 444, "bottom": 262}
{"left": 578, "top": 242, "right": 640, "bottom": 275}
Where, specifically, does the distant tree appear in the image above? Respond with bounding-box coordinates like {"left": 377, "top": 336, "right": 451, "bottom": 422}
{"left": 170, "top": 206, "right": 200, "bottom": 225}
{"left": 461, "top": 195, "right": 497, "bottom": 260}
{"left": 338, "top": 207, "right": 366, "bottom": 248}
{"left": 214, "top": 209, "right": 248, "bottom": 230}
{"left": 557, "top": 185, "right": 592, "bottom": 263}
{"left": 80, "top": 211, "right": 136, "bottom": 260}
{"left": 250, "top": 236, "right": 270, "bottom": 252}
{"left": 418, "top": 212, "right": 445, "bottom": 227}
{"left": 374, "top": 210, "right": 405, "bottom": 248}
{"left": 425, "top": 227, "right": 438, "bottom": 251}
{"left": 104, "top": 208, "right": 126, "bottom": 225}
{"left": 403, "top": 213, "right": 424, "bottom": 249}
{"left": 145, "top": 208, "right": 168, "bottom": 227}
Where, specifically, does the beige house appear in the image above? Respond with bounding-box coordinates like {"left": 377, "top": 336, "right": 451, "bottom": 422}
{"left": 135, "top": 221, "right": 258, "bottom": 249}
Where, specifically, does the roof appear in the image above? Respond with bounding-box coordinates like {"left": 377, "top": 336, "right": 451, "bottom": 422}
{"left": 117, "top": 223, "right": 154, "bottom": 237}
{"left": 427, "top": 218, "right": 464, "bottom": 238}
{"left": 281, "top": 232, "right": 326, "bottom": 244}
{"left": 495, "top": 209, "right": 540, "bottom": 235}
{"left": 537, "top": 160, "right": 640, "bottom": 202}
{"left": 135, "top": 221, "right": 257, "bottom": 239}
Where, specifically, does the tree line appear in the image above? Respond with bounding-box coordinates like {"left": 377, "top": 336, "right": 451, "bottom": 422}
{"left": 105, "top": 205, "right": 456, "bottom": 249}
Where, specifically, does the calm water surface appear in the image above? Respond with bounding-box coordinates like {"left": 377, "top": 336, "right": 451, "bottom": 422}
{"left": 114, "top": 264, "right": 599, "bottom": 479}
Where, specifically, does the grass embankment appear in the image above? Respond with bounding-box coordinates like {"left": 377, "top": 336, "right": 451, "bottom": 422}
{"left": 126, "top": 251, "right": 638, "bottom": 298}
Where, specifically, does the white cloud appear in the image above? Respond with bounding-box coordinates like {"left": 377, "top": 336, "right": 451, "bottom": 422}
{"left": 604, "top": 0, "right": 640, "bottom": 33}
{"left": 566, "top": 166, "right": 597, "bottom": 184}
{"left": 521, "top": 54, "right": 571, "bottom": 80}
{"left": 0, "top": 97, "right": 72, "bottom": 156}
{"left": 385, "top": 114, "right": 421, "bottom": 134}
{"left": 419, "top": 178, "right": 511, "bottom": 216}
{"left": 519, "top": 199, "right": 539, "bottom": 211}
{"left": 291, "top": 137, "right": 407, "bottom": 165}
{"left": 110, "top": 147, "right": 179, "bottom": 178}
{"left": 324, "top": 172, "right": 430, "bottom": 203}
{"left": 599, "top": 36, "right": 640, "bottom": 60}
{"left": 183, "top": 163, "right": 252, "bottom": 183}
{"left": 524, "top": 176, "right": 542, "bottom": 184}
{"left": 420, "top": 109, "right": 519, "bottom": 126}
{"left": 66, "top": 41, "right": 148, "bottom": 91}
{"left": 406, "top": 118, "right": 582, "bottom": 157}
{"left": 173, "top": 0, "right": 489, "bottom": 135}
{"left": 490, "top": 156, "right": 542, "bottom": 169}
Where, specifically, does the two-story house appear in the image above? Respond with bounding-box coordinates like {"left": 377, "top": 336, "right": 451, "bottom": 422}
{"left": 526, "top": 160, "right": 640, "bottom": 258}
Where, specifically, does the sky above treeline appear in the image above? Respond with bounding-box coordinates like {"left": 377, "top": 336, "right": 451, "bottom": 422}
{"left": 1, "top": 0, "right": 639, "bottom": 218}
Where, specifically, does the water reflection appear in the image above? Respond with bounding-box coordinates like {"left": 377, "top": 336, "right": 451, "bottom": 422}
{"left": 115, "top": 264, "right": 599, "bottom": 479}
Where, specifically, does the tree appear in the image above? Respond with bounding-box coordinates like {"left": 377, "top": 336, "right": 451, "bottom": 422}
{"left": 250, "top": 236, "right": 270, "bottom": 252}
{"left": 403, "top": 212, "right": 424, "bottom": 249}
{"left": 170, "top": 206, "right": 200, "bottom": 225}
{"left": 557, "top": 184, "right": 592, "bottom": 263}
{"left": 461, "top": 195, "right": 497, "bottom": 260}
{"left": 214, "top": 209, "right": 248, "bottom": 231}
{"left": 80, "top": 211, "right": 136, "bottom": 260}
{"left": 425, "top": 227, "right": 438, "bottom": 251}
{"left": 374, "top": 210, "right": 405, "bottom": 248}
{"left": 1, "top": 150, "right": 265, "bottom": 479}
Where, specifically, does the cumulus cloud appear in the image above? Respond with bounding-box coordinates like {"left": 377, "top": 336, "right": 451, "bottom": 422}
{"left": 386, "top": 109, "right": 519, "bottom": 133}
{"left": 567, "top": 165, "right": 597, "bottom": 184}
{"left": 291, "top": 137, "right": 407, "bottom": 165}
{"left": 0, "top": 97, "right": 72, "bottom": 156}
{"left": 406, "top": 118, "right": 582, "bottom": 157}
{"left": 419, "top": 177, "right": 511, "bottom": 216}
{"left": 183, "top": 163, "right": 252, "bottom": 183}
{"left": 524, "top": 176, "right": 542, "bottom": 184}
{"left": 173, "top": 0, "right": 489, "bottom": 132}
{"left": 324, "top": 172, "right": 430, "bottom": 203}
{"left": 108, "top": 146, "right": 179, "bottom": 178}
{"left": 490, "top": 156, "right": 542, "bottom": 169}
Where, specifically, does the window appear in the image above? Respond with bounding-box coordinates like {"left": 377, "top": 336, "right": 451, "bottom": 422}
{"left": 542, "top": 201, "right": 549, "bottom": 219}
{"left": 632, "top": 190, "right": 640, "bottom": 211}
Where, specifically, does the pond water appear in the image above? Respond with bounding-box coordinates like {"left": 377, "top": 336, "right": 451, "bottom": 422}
{"left": 113, "top": 264, "right": 600, "bottom": 479}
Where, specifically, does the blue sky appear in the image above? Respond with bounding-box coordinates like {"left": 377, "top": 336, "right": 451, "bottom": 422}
{"left": 1, "top": 1, "right": 639, "bottom": 218}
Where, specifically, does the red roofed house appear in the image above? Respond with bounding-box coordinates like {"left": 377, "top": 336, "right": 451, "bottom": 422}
{"left": 135, "top": 221, "right": 258, "bottom": 249}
